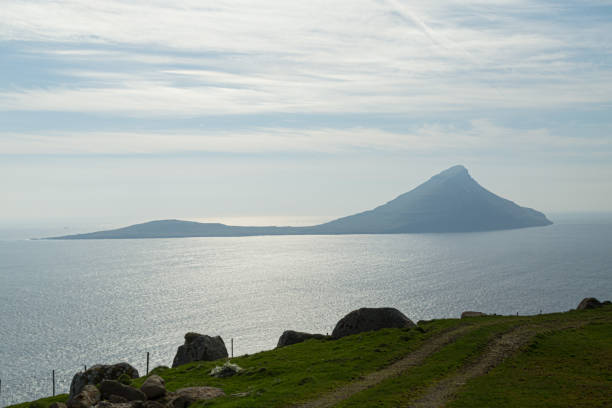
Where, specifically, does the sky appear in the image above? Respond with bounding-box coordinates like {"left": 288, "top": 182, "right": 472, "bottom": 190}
{"left": 1, "top": 0, "right": 612, "bottom": 228}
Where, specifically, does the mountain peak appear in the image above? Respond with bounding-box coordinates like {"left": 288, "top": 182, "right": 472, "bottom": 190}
{"left": 318, "top": 164, "right": 552, "bottom": 234}
{"left": 434, "top": 165, "right": 469, "bottom": 179}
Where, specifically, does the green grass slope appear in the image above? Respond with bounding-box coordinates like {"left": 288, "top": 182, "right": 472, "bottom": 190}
{"left": 449, "top": 320, "right": 612, "bottom": 408}
{"left": 9, "top": 306, "right": 611, "bottom": 408}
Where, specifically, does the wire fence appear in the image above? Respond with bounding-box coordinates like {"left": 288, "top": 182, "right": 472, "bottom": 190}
{"left": 1, "top": 340, "right": 237, "bottom": 408}
{"left": 0, "top": 364, "right": 83, "bottom": 408}
{"left": 0, "top": 353, "right": 155, "bottom": 408}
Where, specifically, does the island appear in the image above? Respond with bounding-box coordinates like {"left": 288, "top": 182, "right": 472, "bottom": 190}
{"left": 48, "top": 165, "right": 552, "bottom": 239}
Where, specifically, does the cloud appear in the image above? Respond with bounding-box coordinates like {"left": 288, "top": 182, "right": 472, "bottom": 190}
{"left": 1, "top": 121, "right": 609, "bottom": 156}
{"left": 1, "top": 1, "right": 611, "bottom": 117}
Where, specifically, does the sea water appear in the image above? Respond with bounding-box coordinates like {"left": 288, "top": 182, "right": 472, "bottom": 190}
{"left": 1, "top": 218, "right": 611, "bottom": 406}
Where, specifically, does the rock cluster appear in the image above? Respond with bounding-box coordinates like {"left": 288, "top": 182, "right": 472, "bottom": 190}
{"left": 65, "top": 373, "right": 224, "bottom": 408}
{"left": 70, "top": 364, "right": 139, "bottom": 398}
{"left": 277, "top": 307, "right": 416, "bottom": 347}
{"left": 172, "top": 333, "right": 228, "bottom": 368}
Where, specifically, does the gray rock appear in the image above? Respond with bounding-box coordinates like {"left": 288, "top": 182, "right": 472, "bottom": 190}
{"left": 69, "top": 363, "right": 139, "bottom": 398}
{"left": 276, "top": 330, "right": 329, "bottom": 348}
{"left": 108, "top": 395, "right": 128, "bottom": 404}
{"left": 142, "top": 401, "right": 165, "bottom": 408}
{"left": 165, "top": 395, "right": 190, "bottom": 408}
{"left": 210, "top": 362, "right": 242, "bottom": 378}
{"left": 95, "top": 402, "right": 133, "bottom": 408}
{"left": 140, "top": 375, "right": 166, "bottom": 400}
{"left": 99, "top": 380, "right": 146, "bottom": 402}
{"left": 577, "top": 297, "right": 604, "bottom": 310}
{"left": 175, "top": 387, "right": 225, "bottom": 404}
{"left": 172, "top": 333, "right": 228, "bottom": 367}
{"left": 461, "top": 311, "right": 487, "bottom": 318}
{"left": 67, "top": 385, "right": 100, "bottom": 408}
{"left": 104, "top": 404, "right": 132, "bottom": 408}
{"left": 331, "top": 307, "right": 415, "bottom": 339}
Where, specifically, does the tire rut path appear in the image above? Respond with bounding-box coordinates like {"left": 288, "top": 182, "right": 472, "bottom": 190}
{"left": 406, "top": 321, "right": 585, "bottom": 408}
{"left": 291, "top": 322, "right": 489, "bottom": 408}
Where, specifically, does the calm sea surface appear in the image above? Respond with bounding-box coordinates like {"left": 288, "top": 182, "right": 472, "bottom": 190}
{"left": 1, "top": 219, "right": 611, "bottom": 406}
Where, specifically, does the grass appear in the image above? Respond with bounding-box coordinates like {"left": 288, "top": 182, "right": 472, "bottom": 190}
{"left": 449, "top": 319, "right": 612, "bottom": 408}
{"left": 8, "top": 394, "right": 69, "bottom": 408}
{"left": 333, "top": 318, "right": 525, "bottom": 407}
{"left": 130, "top": 318, "right": 459, "bottom": 407}
{"left": 9, "top": 306, "right": 612, "bottom": 408}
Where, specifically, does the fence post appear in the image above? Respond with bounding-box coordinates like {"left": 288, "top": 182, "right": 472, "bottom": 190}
{"left": 231, "top": 338, "right": 234, "bottom": 359}
{"left": 52, "top": 370, "right": 56, "bottom": 397}
{"left": 84, "top": 365, "right": 87, "bottom": 372}
{"left": 146, "top": 352, "right": 150, "bottom": 376}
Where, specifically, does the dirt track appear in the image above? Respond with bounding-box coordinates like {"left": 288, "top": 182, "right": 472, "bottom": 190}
{"left": 292, "top": 324, "right": 480, "bottom": 408}
{"left": 406, "top": 321, "right": 583, "bottom": 408}
{"left": 292, "top": 319, "right": 583, "bottom": 408}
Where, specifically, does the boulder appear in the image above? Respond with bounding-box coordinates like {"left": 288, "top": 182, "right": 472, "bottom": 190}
{"left": 577, "top": 297, "right": 603, "bottom": 310}
{"left": 67, "top": 385, "right": 100, "bottom": 408}
{"left": 165, "top": 394, "right": 190, "bottom": 408}
{"left": 331, "top": 307, "right": 415, "bottom": 339}
{"left": 108, "top": 395, "right": 128, "bottom": 404}
{"left": 143, "top": 401, "right": 166, "bottom": 408}
{"left": 140, "top": 375, "right": 166, "bottom": 400}
{"left": 461, "top": 311, "right": 487, "bottom": 318}
{"left": 172, "top": 333, "right": 228, "bottom": 367}
{"left": 99, "top": 380, "right": 146, "bottom": 402}
{"left": 69, "top": 363, "right": 139, "bottom": 398}
{"left": 276, "top": 330, "right": 329, "bottom": 348}
{"left": 175, "top": 387, "right": 225, "bottom": 404}
{"left": 98, "top": 404, "right": 131, "bottom": 408}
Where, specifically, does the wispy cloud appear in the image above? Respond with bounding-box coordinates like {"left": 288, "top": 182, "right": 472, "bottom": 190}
{"left": 1, "top": 0, "right": 611, "bottom": 118}
{"left": 1, "top": 121, "right": 609, "bottom": 157}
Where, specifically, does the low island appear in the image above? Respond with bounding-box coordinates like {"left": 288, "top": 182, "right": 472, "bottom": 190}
{"left": 48, "top": 165, "right": 552, "bottom": 240}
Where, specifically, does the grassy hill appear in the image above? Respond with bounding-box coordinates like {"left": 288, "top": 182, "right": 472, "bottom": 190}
{"left": 10, "top": 305, "right": 611, "bottom": 408}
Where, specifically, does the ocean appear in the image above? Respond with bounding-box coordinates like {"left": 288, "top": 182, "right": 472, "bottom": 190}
{"left": 1, "top": 216, "right": 611, "bottom": 406}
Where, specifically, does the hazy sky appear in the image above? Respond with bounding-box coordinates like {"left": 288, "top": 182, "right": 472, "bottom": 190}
{"left": 1, "top": 0, "right": 611, "bottom": 226}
